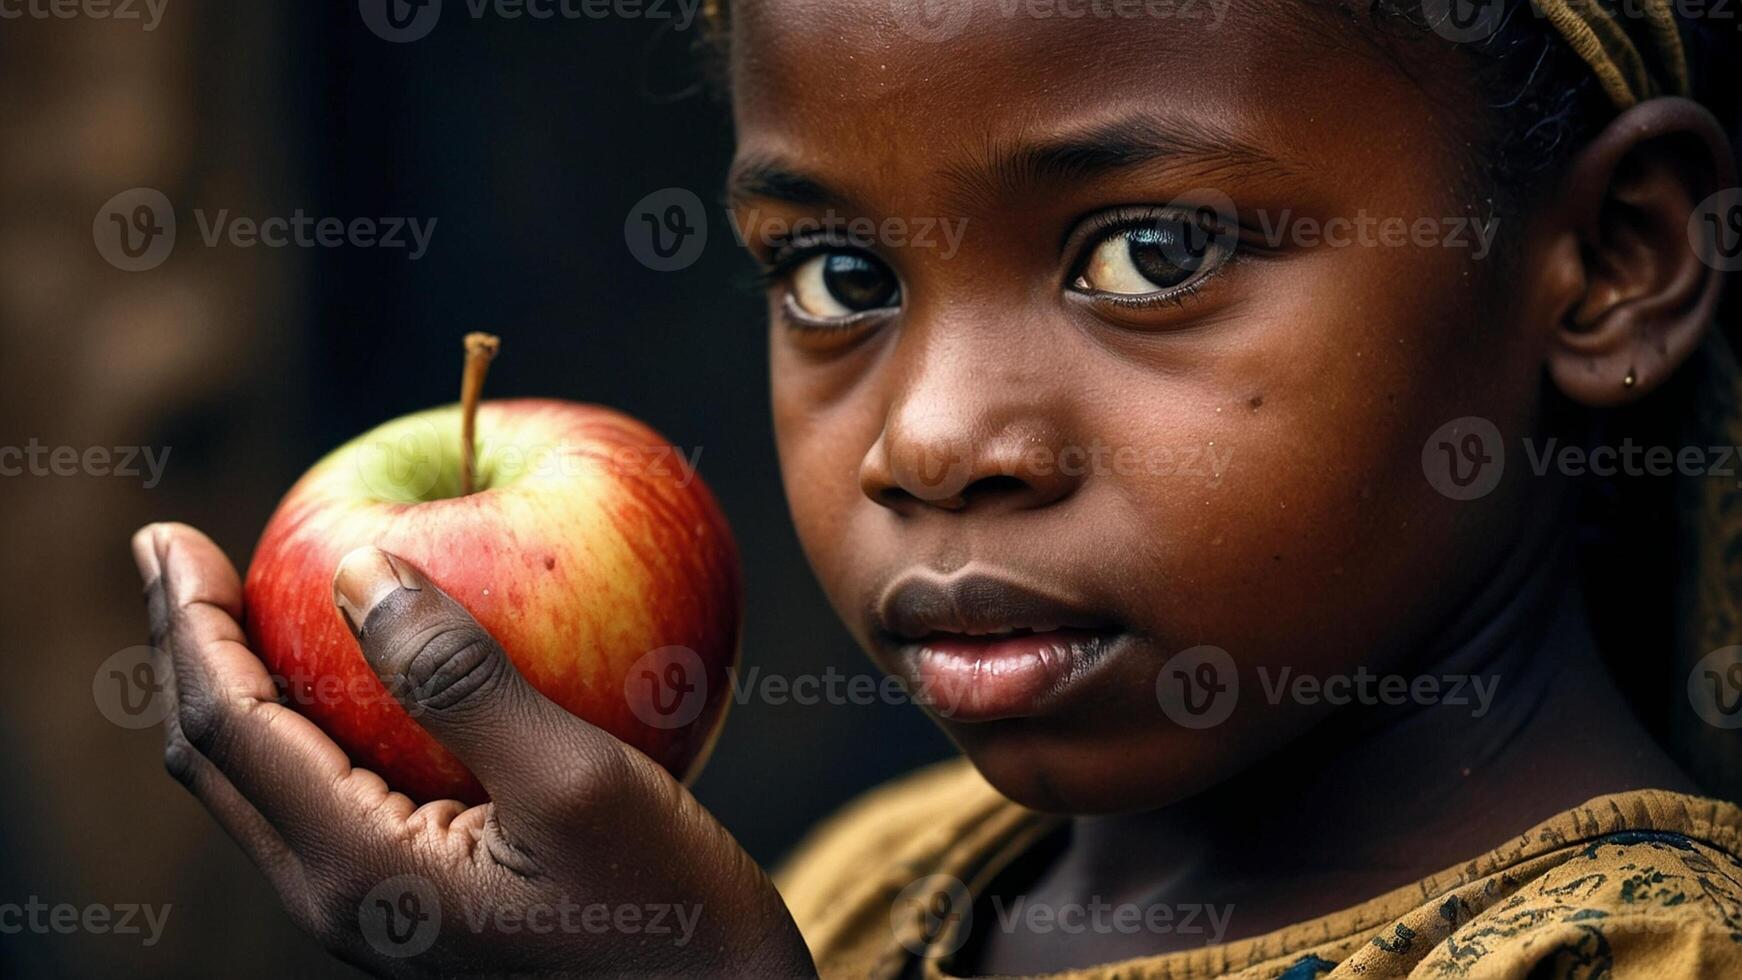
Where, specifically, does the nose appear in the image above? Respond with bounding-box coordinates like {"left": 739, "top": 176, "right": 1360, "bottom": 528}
{"left": 859, "top": 407, "right": 1082, "bottom": 515}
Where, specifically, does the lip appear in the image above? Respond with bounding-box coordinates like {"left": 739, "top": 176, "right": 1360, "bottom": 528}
{"left": 873, "top": 571, "right": 1125, "bottom": 721}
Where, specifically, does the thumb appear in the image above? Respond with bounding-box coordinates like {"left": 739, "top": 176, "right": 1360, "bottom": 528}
{"left": 332, "top": 546, "right": 625, "bottom": 810}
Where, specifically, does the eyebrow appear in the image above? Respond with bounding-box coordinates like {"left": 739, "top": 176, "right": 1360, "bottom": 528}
{"left": 955, "top": 114, "right": 1295, "bottom": 201}
{"left": 725, "top": 159, "right": 841, "bottom": 208}
{"left": 725, "top": 113, "right": 1299, "bottom": 211}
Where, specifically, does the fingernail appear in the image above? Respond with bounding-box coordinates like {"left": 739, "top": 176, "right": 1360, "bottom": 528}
{"left": 131, "top": 524, "right": 163, "bottom": 585}
{"left": 134, "top": 525, "right": 171, "bottom": 643}
{"left": 333, "top": 547, "right": 422, "bottom": 636}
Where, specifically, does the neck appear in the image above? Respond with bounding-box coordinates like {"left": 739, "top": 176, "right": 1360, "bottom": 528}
{"left": 1046, "top": 518, "right": 1694, "bottom": 933}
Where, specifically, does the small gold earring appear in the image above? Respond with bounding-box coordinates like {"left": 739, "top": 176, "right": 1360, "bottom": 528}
{"left": 1623, "top": 368, "right": 1637, "bottom": 389}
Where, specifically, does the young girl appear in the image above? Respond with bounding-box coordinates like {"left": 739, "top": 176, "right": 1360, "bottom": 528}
{"left": 133, "top": 1, "right": 1742, "bottom": 976}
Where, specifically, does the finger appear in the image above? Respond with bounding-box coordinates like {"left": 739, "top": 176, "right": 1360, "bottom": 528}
{"left": 334, "top": 547, "right": 627, "bottom": 824}
{"left": 135, "top": 526, "right": 302, "bottom": 878}
{"left": 140, "top": 523, "right": 408, "bottom": 858}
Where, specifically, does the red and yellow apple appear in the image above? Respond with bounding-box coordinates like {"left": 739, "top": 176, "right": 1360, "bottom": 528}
{"left": 242, "top": 397, "right": 741, "bottom": 804}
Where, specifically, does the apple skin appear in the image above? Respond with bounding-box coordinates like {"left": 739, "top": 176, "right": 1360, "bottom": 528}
{"left": 242, "top": 398, "right": 741, "bottom": 804}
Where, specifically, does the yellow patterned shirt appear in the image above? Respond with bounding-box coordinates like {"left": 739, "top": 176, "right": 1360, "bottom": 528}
{"left": 774, "top": 759, "right": 1742, "bottom": 979}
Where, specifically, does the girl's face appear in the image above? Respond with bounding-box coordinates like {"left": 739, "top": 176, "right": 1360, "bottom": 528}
{"left": 729, "top": 1, "right": 1561, "bottom": 813}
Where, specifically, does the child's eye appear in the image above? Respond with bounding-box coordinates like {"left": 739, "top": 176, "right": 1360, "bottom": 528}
{"left": 790, "top": 252, "right": 901, "bottom": 320}
{"left": 1071, "top": 210, "right": 1234, "bottom": 304}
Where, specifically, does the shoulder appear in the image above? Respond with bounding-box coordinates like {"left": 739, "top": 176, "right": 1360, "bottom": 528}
{"left": 1366, "top": 792, "right": 1742, "bottom": 978}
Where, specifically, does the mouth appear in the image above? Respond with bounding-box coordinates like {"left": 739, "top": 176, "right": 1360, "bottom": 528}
{"left": 873, "top": 571, "right": 1127, "bottom": 721}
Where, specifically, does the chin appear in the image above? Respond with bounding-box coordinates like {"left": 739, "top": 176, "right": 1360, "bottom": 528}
{"left": 949, "top": 721, "right": 1221, "bottom": 816}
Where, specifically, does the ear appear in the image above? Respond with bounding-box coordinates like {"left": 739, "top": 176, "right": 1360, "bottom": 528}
{"left": 1542, "top": 97, "right": 1736, "bottom": 409}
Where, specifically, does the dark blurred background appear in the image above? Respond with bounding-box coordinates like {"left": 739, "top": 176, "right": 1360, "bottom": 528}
{"left": 0, "top": 4, "right": 952, "bottom": 975}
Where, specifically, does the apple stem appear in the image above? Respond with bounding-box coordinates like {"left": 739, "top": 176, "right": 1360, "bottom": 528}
{"left": 459, "top": 332, "right": 500, "bottom": 496}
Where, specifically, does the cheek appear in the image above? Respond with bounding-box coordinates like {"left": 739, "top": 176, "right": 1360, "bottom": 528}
{"left": 770, "top": 353, "right": 877, "bottom": 606}
{"left": 1104, "top": 253, "right": 1542, "bottom": 671}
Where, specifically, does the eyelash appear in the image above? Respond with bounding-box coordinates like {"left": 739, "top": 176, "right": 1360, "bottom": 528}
{"left": 748, "top": 206, "right": 1239, "bottom": 330}
{"left": 1066, "top": 206, "right": 1238, "bottom": 310}
{"left": 1090, "top": 277, "right": 1211, "bottom": 310}
{"left": 752, "top": 233, "right": 858, "bottom": 288}
{"left": 752, "top": 236, "right": 897, "bottom": 333}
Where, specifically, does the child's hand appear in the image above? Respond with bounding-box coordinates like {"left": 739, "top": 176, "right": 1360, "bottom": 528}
{"left": 131, "top": 523, "right": 813, "bottom": 978}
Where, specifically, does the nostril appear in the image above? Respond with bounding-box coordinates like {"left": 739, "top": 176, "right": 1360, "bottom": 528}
{"left": 874, "top": 486, "right": 915, "bottom": 510}
{"left": 876, "top": 474, "right": 1031, "bottom": 513}
{"left": 862, "top": 419, "right": 1083, "bottom": 513}
{"left": 969, "top": 475, "right": 1028, "bottom": 498}
{"left": 875, "top": 484, "right": 967, "bottom": 511}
